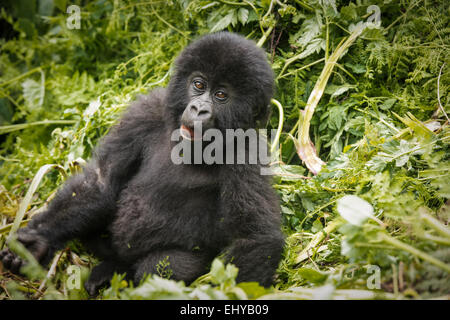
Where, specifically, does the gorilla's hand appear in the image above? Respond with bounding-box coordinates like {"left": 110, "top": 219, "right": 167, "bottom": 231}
{"left": 0, "top": 228, "right": 50, "bottom": 274}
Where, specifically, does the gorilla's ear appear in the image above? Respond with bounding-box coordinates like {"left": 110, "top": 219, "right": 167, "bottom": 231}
{"left": 254, "top": 103, "right": 272, "bottom": 128}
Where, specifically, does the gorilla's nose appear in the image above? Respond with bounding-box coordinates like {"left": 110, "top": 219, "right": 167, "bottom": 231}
{"left": 188, "top": 103, "right": 212, "bottom": 120}
{"left": 182, "top": 102, "right": 213, "bottom": 130}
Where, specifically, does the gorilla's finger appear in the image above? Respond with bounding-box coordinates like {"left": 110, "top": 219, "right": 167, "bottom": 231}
{"left": 31, "top": 241, "right": 48, "bottom": 262}
{"left": 10, "top": 257, "right": 23, "bottom": 274}
{"left": 0, "top": 249, "right": 8, "bottom": 259}
{"left": 2, "top": 252, "right": 13, "bottom": 269}
{"left": 17, "top": 230, "right": 48, "bottom": 262}
{"left": 17, "top": 230, "right": 38, "bottom": 246}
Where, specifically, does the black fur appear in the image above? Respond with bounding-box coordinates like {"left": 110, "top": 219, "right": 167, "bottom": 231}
{"left": 0, "top": 32, "right": 284, "bottom": 295}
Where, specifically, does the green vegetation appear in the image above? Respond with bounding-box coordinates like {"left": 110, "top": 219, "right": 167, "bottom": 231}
{"left": 0, "top": 0, "right": 449, "bottom": 300}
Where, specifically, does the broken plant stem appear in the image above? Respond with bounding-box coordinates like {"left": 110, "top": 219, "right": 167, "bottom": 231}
{"left": 297, "top": 25, "right": 365, "bottom": 174}
{"left": 295, "top": 219, "right": 342, "bottom": 264}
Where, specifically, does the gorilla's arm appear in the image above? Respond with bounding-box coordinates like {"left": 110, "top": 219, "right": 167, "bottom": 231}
{"left": 220, "top": 165, "right": 284, "bottom": 287}
{"left": 1, "top": 90, "right": 165, "bottom": 269}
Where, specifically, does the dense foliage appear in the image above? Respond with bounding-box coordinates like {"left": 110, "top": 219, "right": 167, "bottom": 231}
{"left": 0, "top": 0, "right": 448, "bottom": 299}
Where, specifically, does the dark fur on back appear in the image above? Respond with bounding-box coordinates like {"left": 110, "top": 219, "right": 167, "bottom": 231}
{"left": 0, "top": 32, "right": 284, "bottom": 294}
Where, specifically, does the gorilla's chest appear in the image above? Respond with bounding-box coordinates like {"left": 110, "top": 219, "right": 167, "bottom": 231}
{"left": 110, "top": 158, "right": 226, "bottom": 257}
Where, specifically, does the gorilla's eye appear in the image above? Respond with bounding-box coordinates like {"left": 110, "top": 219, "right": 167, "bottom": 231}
{"left": 193, "top": 80, "right": 205, "bottom": 91}
{"left": 214, "top": 90, "right": 227, "bottom": 101}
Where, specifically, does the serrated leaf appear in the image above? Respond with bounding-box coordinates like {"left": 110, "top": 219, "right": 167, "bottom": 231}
{"left": 247, "top": 9, "right": 258, "bottom": 23}
{"left": 340, "top": 4, "right": 358, "bottom": 21}
{"left": 291, "top": 16, "right": 322, "bottom": 48}
{"left": 237, "top": 8, "right": 249, "bottom": 25}
{"left": 296, "top": 38, "right": 325, "bottom": 60}
{"left": 22, "top": 74, "right": 45, "bottom": 111}
{"left": 380, "top": 98, "right": 396, "bottom": 110}
{"left": 325, "top": 84, "right": 356, "bottom": 100}
{"left": 327, "top": 104, "right": 347, "bottom": 130}
{"left": 210, "top": 12, "right": 234, "bottom": 32}
{"left": 345, "top": 62, "right": 366, "bottom": 74}
{"left": 281, "top": 205, "right": 295, "bottom": 215}
{"left": 394, "top": 140, "right": 415, "bottom": 167}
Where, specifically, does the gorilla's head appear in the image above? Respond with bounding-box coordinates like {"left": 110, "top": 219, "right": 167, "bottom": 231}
{"left": 166, "top": 32, "right": 275, "bottom": 139}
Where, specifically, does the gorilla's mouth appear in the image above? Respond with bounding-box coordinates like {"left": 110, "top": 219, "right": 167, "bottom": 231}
{"left": 180, "top": 124, "right": 199, "bottom": 141}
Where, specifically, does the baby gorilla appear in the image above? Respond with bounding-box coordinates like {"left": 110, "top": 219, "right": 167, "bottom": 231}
{"left": 0, "top": 32, "right": 284, "bottom": 295}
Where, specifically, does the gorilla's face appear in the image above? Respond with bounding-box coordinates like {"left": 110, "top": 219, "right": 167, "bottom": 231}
{"left": 179, "top": 72, "right": 234, "bottom": 140}
{"left": 166, "top": 32, "right": 275, "bottom": 140}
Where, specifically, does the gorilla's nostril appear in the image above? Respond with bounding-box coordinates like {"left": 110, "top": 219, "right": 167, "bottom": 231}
{"left": 189, "top": 105, "right": 198, "bottom": 113}
{"left": 198, "top": 110, "right": 210, "bottom": 117}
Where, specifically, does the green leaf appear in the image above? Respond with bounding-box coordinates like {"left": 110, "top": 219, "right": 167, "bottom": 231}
{"left": 272, "top": 164, "right": 306, "bottom": 180}
{"left": 53, "top": 0, "right": 67, "bottom": 11}
{"left": 209, "top": 258, "right": 238, "bottom": 286}
{"left": 297, "top": 268, "right": 327, "bottom": 283}
{"left": 237, "top": 8, "right": 249, "bottom": 25}
{"left": 0, "top": 98, "right": 13, "bottom": 125}
{"left": 340, "top": 3, "right": 358, "bottom": 21}
{"left": 325, "top": 84, "right": 356, "bottom": 100}
{"left": 296, "top": 38, "right": 325, "bottom": 60}
{"left": 38, "top": 0, "right": 55, "bottom": 16}
{"left": 281, "top": 205, "right": 295, "bottom": 215}
{"left": 290, "top": 16, "right": 322, "bottom": 48}
{"left": 236, "top": 282, "right": 268, "bottom": 299}
{"left": 380, "top": 98, "right": 397, "bottom": 110}
{"left": 210, "top": 259, "right": 226, "bottom": 283}
{"left": 327, "top": 104, "right": 347, "bottom": 130}
{"left": 345, "top": 62, "right": 366, "bottom": 74}
{"left": 22, "top": 76, "right": 45, "bottom": 111}
{"left": 311, "top": 219, "right": 324, "bottom": 233}
{"left": 210, "top": 13, "right": 234, "bottom": 32}
{"left": 16, "top": 18, "right": 37, "bottom": 38}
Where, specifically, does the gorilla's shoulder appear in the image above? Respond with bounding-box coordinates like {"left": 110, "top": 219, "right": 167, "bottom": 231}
{"left": 119, "top": 87, "right": 167, "bottom": 128}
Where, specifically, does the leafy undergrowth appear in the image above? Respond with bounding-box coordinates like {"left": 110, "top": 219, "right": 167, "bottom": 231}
{"left": 0, "top": 0, "right": 449, "bottom": 300}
